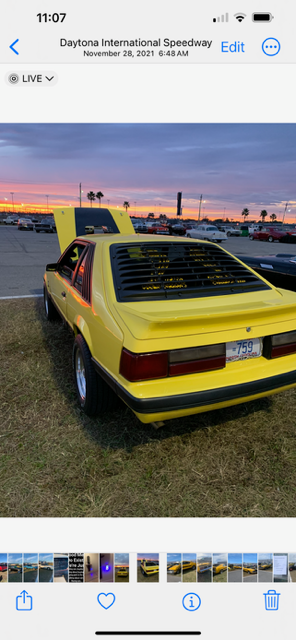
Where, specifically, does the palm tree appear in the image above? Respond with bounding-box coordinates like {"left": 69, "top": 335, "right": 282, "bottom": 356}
{"left": 270, "top": 213, "right": 277, "bottom": 222}
{"left": 87, "top": 191, "right": 96, "bottom": 208}
{"left": 260, "top": 209, "right": 268, "bottom": 222}
{"left": 123, "top": 201, "right": 130, "bottom": 213}
{"left": 96, "top": 191, "right": 104, "bottom": 207}
{"left": 241, "top": 208, "right": 249, "bottom": 221}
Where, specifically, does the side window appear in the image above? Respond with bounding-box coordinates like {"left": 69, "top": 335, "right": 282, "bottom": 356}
{"left": 74, "top": 250, "right": 88, "bottom": 294}
{"left": 59, "top": 243, "right": 85, "bottom": 280}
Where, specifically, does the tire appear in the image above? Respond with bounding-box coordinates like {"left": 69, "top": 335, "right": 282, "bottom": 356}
{"left": 249, "top": 235, "right": 254, "bottom": 240}
{"left": 187, "top": 233, "right": 191, "bottom": 238}
{"left": 268, "top": 235, "right": 274, "bottom": 242}
{"left": 44, "top": 285, "right": 59, "bottom": 321}
{"left": 72, "top": 334, "right": 117, "bottom": 416}
{"left": 217, "top": 240, "right": 222, "bottom": 243}
{"left": 227, "top": 231, "right": 231, "bottom": 237}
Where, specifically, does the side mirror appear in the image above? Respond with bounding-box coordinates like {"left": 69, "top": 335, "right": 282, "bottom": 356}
{"left": 46, "top": 263, "right": 58, "bottom": 272}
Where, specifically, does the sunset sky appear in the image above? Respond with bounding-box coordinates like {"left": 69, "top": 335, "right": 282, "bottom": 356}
{"left": 0, "top": 124, "right": 295, "bottom": 220}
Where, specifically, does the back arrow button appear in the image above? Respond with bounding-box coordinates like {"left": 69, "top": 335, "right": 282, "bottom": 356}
{"left": 9, "top": 39, "right": 19, "bottom": 55}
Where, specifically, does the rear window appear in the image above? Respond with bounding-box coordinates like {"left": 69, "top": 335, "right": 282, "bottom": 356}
{"left": 110, "top": 241, "right": 271, "bottom": 302}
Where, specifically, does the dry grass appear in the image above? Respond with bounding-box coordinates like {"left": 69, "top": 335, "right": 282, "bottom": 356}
{"left": 1, "top": 298, "right": 296, "bottom": 518}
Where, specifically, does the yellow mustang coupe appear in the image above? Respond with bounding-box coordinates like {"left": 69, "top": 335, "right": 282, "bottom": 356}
{"left": 43, "top": 206, "right": 296, "bottom": 426}
{"left": 213, "top": 564, "right": 227, "bottom": 575}
{"left": 167, "top": 562, "right": 181, "bottom": 574}
{"left": 140, "top": 560, "right": 159, "bottom": 576}
{"left": 117, "top": 567, "right": 128, "bottom": 577}
{"left": 243, "top": 566, "right": 257, "bottom": 574}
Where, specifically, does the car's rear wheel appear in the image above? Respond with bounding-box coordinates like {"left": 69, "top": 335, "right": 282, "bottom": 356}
{"left": 187, "top": 233, "right": 191, "bottom": 238}
{"left": 227, "top": 231, "right": 231, "bottom": 237}
{"left": 249, "top": 235, "right": 254, "bottom": 240}
{"left": 73, "top": 334, "right": 118, "bottom": 416}
{"left": 268, "top": 235, "right": 274, "bottom": 242}
{"left": 44, "top": 286, "right": 59, "bottom": 321}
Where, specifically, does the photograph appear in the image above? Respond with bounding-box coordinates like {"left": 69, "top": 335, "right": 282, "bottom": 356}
{"left": 182, "top": 553, "right": 197, "bottom": 582}
{"left": 137, "top": 554, "right": 159, "bottom": 582}
{"left": 100, "top": 554, "right": 114, "bottom": 583}
{"left": 243, "top": 554, "right": 258, "bottom": 583}
{"left": 167, "top": 553, "right": 182, "bottom": 583}
{"left": 258, "top": 554, "right": 273, "bottom": 583}
{"left": 197, "top": 553, "right": 212, "bottom": 583}
{"left": 8, "top": 553, "right": 22, "bottom": 583}
{"left": 2, "top": 124, "right": 296, "bottom": 519}
{"left": 213, "top": 553, "right": 227, "bottom": 583}
{"left": 228, "top": 553, "right": 242, "bottom": 583}
{"left": 39, "top": 553, "right": 54, "bottom": 583}
{"left": 23, "top": 553, "right": 38, "bottom": 583}
{"left": 273, "top": 553, "right": 288, "bottom": 583}
{"left": 69, "top": 553, "right": 84, "bottom": 583}
{"left": 84, "top": 553, "right": 99, "bottom": 583}
{"left": 54, "top": 554, "right": 68, "bottom": 583}
{"left": 288, "top": 553, "right": 296, "bottom": 582}
{"left": 0, "top": 554, "right": 8, "bottom": 583}
{"left": 115, "top": 553, "right": 129, "bottom": 583}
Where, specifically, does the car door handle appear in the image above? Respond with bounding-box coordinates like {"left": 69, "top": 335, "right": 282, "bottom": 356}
{"left": 61, "top": 291, "right": 66, "bottom": 298}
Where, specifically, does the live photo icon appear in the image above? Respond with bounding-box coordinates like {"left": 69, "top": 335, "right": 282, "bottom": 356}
{"left": 16, "top": 590, "right": 33, "bottom": 611}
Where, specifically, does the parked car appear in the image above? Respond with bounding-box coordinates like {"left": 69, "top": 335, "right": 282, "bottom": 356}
{"left": 132, "top": 221, "right": 148, "bottom": 233}
{"left": 167, "top": 562, "right": 181, "bottom": 575}
{"left": 240, "top": 225, "right": 249, "bottom": 237}
{"left": 35, "top": 218, "right": 56, "bottom": 233}
{"left": 219, "top": 225, "right": 241, "bottom": 237}
{"left": 197, "top": 562, "right": 211, "bottom": 573}
{"left": 249, "top": 226, "right": 287, "bottom": 242}
{"left": 213, "top": 564, "right": 227, "bottom": 575}
{"left": 117, "top": 567, "right": 128, "bottom": 577}
{"left": 147, "top": 223, "right": 170, "bottom": 235}
{"left": 43, "top": 206, "right": 296, "bottom": 427}
{"left": 168, "top": 223, "right": 186, "bottom": 236}
{"left": 186, "top": 224, "right": 227, "bottom": 242}
{"left": 140, "top": 560, "right": 159, "bottom": 576}
{"left": 182, "top": 561, "right": 196, "bottom": 572}
{"left": 3, "top": 215, "right": 17, "bottom": 225}
{"left": 236, "top": 253, "right": 296, "bottom": 292}
{"left": 17, "top": 218, "right": 34, "bottom": 230}
{"left": 243, "top": 566, "right": 257, "bottom": 574}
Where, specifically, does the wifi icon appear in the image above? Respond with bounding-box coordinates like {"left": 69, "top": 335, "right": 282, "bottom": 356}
{"left": 234, "top": 13, "right": 246, "bottom": 22}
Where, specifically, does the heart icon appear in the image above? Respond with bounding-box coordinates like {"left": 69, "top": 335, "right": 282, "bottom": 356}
{"left": 97, "top": 593, "right": 116, "bottom": 610}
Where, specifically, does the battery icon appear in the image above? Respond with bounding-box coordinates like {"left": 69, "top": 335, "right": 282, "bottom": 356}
{"left": 252, "top": 13, "right": 274, "bottom": 22}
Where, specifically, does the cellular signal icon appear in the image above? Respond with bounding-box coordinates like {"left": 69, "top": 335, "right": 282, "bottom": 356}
{"left": 213, "top": 13, "right": 229, "bottom": 22}
{"left": 234, "top": 13, "right": 246, "bottom": 22}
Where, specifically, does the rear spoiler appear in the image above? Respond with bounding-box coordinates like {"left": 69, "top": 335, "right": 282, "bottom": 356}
{"left": 53, "top": 206, "right": 134, "bottom": 253}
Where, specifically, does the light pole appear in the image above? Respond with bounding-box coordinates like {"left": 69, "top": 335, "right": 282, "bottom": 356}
{"left": 10, "top": 192, "right": 14, "bottom": 212}
{"left": 79, "top": 183, "right": 83, "bottom": 207}
{"left": 198, "top": 194, "right": 203, "bottom": 222}
{"left": 283, "top": 201, "right": 290, "bottom": 224}
{"left": 46, "top": 195, "right": 49, "bottom": 211}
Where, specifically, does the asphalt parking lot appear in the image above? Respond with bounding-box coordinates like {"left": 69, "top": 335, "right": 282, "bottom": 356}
{"left": 243, "top": 572, "right": 258, "bottom": 583}
{"left": 1, "top": 225, "right": 296, "bottom": 298}
{"left": 258, "top": 569, "right": 273, "bottom": 582}
{"left": 228, "top": 569, "right": 242, "bottom": 582}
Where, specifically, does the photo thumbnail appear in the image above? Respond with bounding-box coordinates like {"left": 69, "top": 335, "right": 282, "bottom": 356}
{"left": 243, "top": 554, "right": 258, "bottom": 582}
{"left": 213, "top": 553, "right": 227, "bottom": 583}
{"left": 197, "top": 553, "right": 212, "bottom": 583}
{"left": 54, "top": 554, "right": 68, "bottom": 583}
{"left": 39, "top": 554, "right": 53, "bottom": 583}
{"left": 182, "top": 553, "right": 197, "bottom": 583}
{"left": 258, "top": 554, "right": 273, "bottom": 583}
{"left": 84, "top": 553, "right": 99, "bottom": 583}
{"left": 23, "top": 553, "right": 38, "bottom": 583}
{"left": 1, "top": 124, "right": 296, "bottom": 518}
{"left": 289, "top": 553, "right": 296, "bottom": 582}
{"left": 100, "top": 554, "right": 114, "bottom": 583}
{"left": 137, "top": 554, "right": 159, "bottom": 582}
{"left": 273, "top": 553, "right": 288, "bottom": 582}
{"left": 167, "top": 553, "right": 181, "bottom": 583}
{"left": 0, "top": 554, "right": 7, "bottom": 583}
{"left": 228, "top": 554, "right": 242, "bottom": 583}
{"left": 8, "top": 553, "right": 22, "bottom": 583}
{"left": 115, "top": 554, "right": 129, "bottom": 583}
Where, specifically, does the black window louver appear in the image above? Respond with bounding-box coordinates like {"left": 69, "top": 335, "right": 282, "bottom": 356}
{"left": 82, "top": 243, "right": 94, "bottom": 303}
{"left": 110, "top": 242, "right": 271, "bottom": 302}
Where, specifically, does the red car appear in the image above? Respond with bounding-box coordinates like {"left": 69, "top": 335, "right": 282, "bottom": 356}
{"left": 148, "top": 223, "right": 170, "bottom": 235}
{"left": 249, "top": 227, "right": 286, "bottom": 242}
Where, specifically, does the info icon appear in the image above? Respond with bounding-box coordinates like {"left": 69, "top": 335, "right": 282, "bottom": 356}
{"left": 182, "top": 593, "right": 201, "bottom": 612}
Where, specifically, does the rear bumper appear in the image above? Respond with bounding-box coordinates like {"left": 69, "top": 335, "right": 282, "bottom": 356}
{"left": 92, "top": 357, "right": 296, "bottom": 416}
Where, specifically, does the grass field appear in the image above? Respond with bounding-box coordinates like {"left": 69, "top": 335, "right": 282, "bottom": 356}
{"left": 2, "top": 298, "right": 296, "bottom": 518}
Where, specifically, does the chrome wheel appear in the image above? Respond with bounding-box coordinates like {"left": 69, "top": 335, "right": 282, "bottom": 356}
{"left": 75, "top": 348, "right": 86, "bottom": 401}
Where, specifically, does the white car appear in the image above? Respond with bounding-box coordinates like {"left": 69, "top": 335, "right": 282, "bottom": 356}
{"left": 186, "top": 224, "right": 227, "bottom": 242}
{"left": 4, "top": 216, "right": 18, "bottom": 225}
{"left": 219, "top": 226, "right": 241, "bottom": 237}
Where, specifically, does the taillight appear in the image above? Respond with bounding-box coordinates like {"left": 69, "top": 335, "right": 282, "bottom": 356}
{"left": 263, "top": 330, "right": 296, "bottom": 359}
{"left": 120, "top": 349, "right": 168, "bottom": 382}
{"left": 120, "top": 343, "right": 226, "bottom": 382}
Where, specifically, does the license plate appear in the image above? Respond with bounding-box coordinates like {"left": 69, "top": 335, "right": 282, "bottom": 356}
{"left": 226, "top": 338, "right": 262, "bottom": 363}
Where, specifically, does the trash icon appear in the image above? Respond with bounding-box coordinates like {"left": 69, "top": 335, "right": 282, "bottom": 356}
{"left": 264, "top": 590, "right": 280, "bottom": 611}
